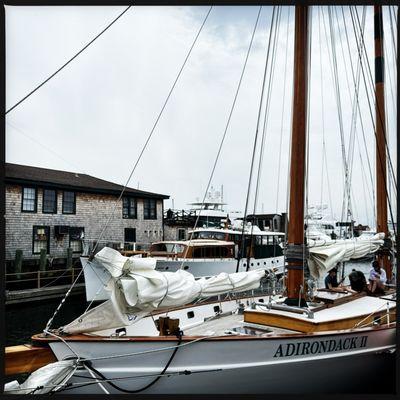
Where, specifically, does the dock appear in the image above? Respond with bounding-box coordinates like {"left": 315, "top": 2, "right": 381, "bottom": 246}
{"left": 5, "top": 283, "right": 85, "bottom": 305}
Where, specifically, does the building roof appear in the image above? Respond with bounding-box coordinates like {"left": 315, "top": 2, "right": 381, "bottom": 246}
{"left": 5, "top": 163, "right": 169, "bottom": 199}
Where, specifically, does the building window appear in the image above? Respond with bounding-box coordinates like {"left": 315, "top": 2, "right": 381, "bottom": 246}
{"left": 22, "top": 187, "right": 37, "bottom": 212}
{"left": 42, "top": 189, "right": 57, "bottom": 213}
{"left": 62, "top": 191, "right": 76, "bottom": 214}
{"left": 122, "top": 197, "right": 137, "bottom": 219}
{"left": 33, "top": 226, "right": 50, "bottom": 254}
{"left": 144, "top": 199, "right": 157, "bottom": 220}
{"left": 178, "top": 229, "right": 186, "bottom": 240}
{"left": 69, "top": 227, "right": 84, "bottom": 253}
{"left": 124, "top": 228, "right": 136, "bottom": 250}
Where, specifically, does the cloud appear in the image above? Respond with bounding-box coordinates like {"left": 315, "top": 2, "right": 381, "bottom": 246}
{"left": 6, "top": 5, "right": 397, "bottom": 228}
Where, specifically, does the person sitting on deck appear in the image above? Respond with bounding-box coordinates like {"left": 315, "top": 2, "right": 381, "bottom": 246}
{"left": 324, "top": 267, "right": 345, "bottom": 292}
{"left": 348, "top": 269, "right": 368, "bottom": 293}
{"left": 368, "top": 260, "right": 386, "bottom": 294}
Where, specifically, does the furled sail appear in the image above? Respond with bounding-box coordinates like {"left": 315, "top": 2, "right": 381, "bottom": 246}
{"left": 62, "top": 247, "right": 266, "bottom": 334}
{"left": 307, "top": 233, "right": 385, "bottom": 278}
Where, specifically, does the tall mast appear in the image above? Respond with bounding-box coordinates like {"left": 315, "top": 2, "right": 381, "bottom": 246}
{"left": 285, "top": 5, "right": 309, "bottom": 306}
{"left": 374, "top": 5, "right": 391, "bottom": 280}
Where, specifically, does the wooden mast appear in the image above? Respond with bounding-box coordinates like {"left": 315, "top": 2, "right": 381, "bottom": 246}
{"left": 374, "top": 5, "right": 391, "bottom": 281}
{"left": 285, "top": 5, "right": 309, "bottom": 306}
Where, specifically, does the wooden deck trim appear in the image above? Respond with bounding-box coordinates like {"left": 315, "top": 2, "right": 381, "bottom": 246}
{"left": 5, "top": 345, "right": 57, "bottom": 376}
{"left": 30, "top": 322, "right": 396, "bottom": 344}
{"left": 243, "top": 309, "right": 397, "bottom": 333}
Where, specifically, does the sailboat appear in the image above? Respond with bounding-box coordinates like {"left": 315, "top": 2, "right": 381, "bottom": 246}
{"left": 5, "top": 5, "right": 396, "bottom": 394}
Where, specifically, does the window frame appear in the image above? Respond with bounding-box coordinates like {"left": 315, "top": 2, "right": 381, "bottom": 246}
{"left": 42, "top": 188, "right": 58, "bottom": 214}
{"left": 122, "top": 197, "right": 137, "bottom": 219}
{"left": 69, "top": 226, "right": 84, "bottom": 253}
{"left": 124, "top": 227, "right": 137, "bottom": 243}
{"left": 143, "top": 198, "right": 157, "bottom": 220}
{"left": 32, "top": 225, "right": 50, "bottom": 255}
{"left": 62, "top": 191, "right": 76, "bottom": 214}
{"left": 178, "top": 229, "right": 186, "bottom": 240}
{"left": 21, "top": 186, "right": 37, "bottom": 213}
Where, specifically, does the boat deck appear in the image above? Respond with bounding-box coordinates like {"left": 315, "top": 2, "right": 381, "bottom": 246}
{"left": 244, "top": 295, "right": 396, "bottom": 332}
{"left": 184, "top": 313, "right": 297, "bottom": 337}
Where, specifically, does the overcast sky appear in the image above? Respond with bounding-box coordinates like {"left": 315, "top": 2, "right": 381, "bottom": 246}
{"left": 5, "top": 5, "right": 397, "bottom": 228}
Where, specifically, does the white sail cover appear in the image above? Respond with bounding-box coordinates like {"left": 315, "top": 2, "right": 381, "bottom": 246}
{"left": 308, "top": 233, "right": 384, "bottom": 278}
{"left": 63, "top": 247, "right": 265, "bottom": 334}
{"left": 4, "top": 360, "right": 77, "bottom": 395}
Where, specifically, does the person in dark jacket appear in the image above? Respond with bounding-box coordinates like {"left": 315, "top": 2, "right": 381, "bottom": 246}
{"left": 348, "top": 269, "right": 368, "bottom": 293}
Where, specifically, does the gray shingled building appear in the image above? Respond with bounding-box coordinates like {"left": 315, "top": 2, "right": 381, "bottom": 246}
{"left": 5, "top": 163, "right": 169, "bottom": 268}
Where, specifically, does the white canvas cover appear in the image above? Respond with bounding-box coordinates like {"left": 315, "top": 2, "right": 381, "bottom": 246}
{"left": 308, "top": 233, "right": 384, "bottom": 278}
{"left": 63, "top": 247, "right": 265, "bottom": 334}
{"left": 4, "top": 360, "right": 77, "bottom": 394}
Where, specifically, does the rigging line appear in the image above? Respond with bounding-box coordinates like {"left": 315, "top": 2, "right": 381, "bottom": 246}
{"left": 275, "top": 6, "right": 291, "bottom": 214}
{"left": 5, "top": 6, "right": 132, "bottom": 115}
{"left": 238, "top": 6, "right": 277, "bottom": 272}
{"left": 318, "top": 7, "right": 326, "bottom": 210}
{"left": 91, "top": 6, "right": 213, "bottom": 257}
{"left": 388, "top": 5, "right": 397, "bottom": 61}
{"left": 349, "top": 7, "right": 398, "bottom": 235}
{"left": 383, "top": 22, "right": 397, "bottom": 115}
{"left": 179, "top": 5, "right": 262, "bottom": 269}
{"left": 249, "top": 6, "right": 282, "bottom": 261}
{"left": 353, "top": 7, "right": 398, "bottom": 189}
{"left": 318, "top": 7, "right": 334, "bottom": 219}
{"left": 253, "top": 6, "right": 281, "bottom": 217}
{"left": 82, "top": 332, "right": 183, "bottom": 394}
{"left": 335, "top": 6, "right": 366, "bottom": 225}
{"left": 327, "top": 7, "right": 353, "bottom": 225}
{"left": 304, "top": 5, "right": 313, "bottom": 282}
{"left": 333, "top": 7, "right": 357, "bottom": 178}
{"left": 341, "top": 6, "right": 376, "bottom": 218}
{"left": 282, "top": 6, "right": 294, "bottom": 292}
{"left": 383, "top": 41, "right": 395, "bottom": 210}
{"left": 44, "top": 264, "right": 87, "bottom": 331}
{"left": 6, "top": 120, "right": 88, "bottom": 175}
{"left": 357, "top": 130, "right": 373, "bottom": 226}
{"left": 321, "top": 7, "right": 346, "bottom": 223}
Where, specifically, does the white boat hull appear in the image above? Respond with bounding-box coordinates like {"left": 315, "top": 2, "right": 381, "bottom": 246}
{"left": 49, "top": 326, "right": 395, "bottom": 394}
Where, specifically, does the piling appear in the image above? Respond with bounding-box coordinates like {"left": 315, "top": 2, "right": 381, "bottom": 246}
{"left": 14, "top": 250, "right": 23, "bottom": 279}
{"left": 39, "top": 249, "right": 47, "bottom": 271}
{"left": 66, "top": 247, "right": 73, "bottom": 269}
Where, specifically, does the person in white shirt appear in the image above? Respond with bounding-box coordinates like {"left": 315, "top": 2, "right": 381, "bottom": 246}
{"left": 368, "top": 260, "right": 387, "bottom": 294}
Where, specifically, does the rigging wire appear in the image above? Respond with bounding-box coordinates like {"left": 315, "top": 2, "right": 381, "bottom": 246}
{"left": 178, "top": 6, "right": 263, "bottom": 269}
{"left": 352, "top": 7, "right": 398, "bottom": 191}
{"left": 275, "top": 6, "right": 291, "bottom": 214}
{"left": 327, "top": 7, "right": 353, "bottom": 229}
{"left": 44, "top": 7, "right": 213, "bottom": 329}
{"left": 90, "top": 6, "right": 213, "bottom": 257}
{"left": 340, "top": 6, "right": 376, "bottom": 223}
{"left": 249, "top": 6, "right": 282, "bottom": 264}
{"left": 252, "top": 6, "right": 281, "bottom": 222}
{"left": 282, "top": 8, "right": 295, "bottom": 295}
{"left": 6, "top": 6, "right": 132, "bottom": 115}
{"left": 349, "top": 6, "right": 397, "bottom": 235}
{"left": 317, "top": 7, "right": 333, "bottom": 215}
{"left": 304, "top": 6, "right": 313, "bottom": 286}
{"left": 6, "top": 120, "right": 89, "bottom": 175}
{"left": 238, "top": 6, "right": 277, "bottom": 271}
